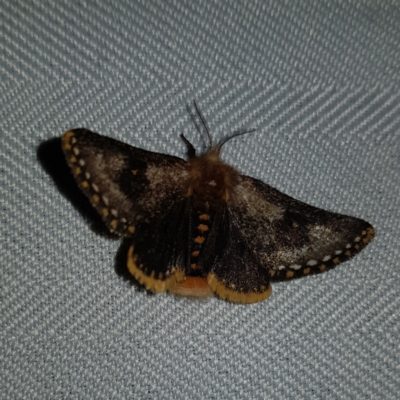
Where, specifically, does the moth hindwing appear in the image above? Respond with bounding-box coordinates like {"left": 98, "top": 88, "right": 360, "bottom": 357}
{"left": 61, "top": 123, "right": 374, "bottom": 304}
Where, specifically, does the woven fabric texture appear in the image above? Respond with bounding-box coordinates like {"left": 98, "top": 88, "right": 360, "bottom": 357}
{"left": 1, "top": 1, "right": 399, "bottom": 399}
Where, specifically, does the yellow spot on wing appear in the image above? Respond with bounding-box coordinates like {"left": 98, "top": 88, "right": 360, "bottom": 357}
{"left": 128, "top": 225, "right": 135, "bottom": 234}
{"left": 64, "top": 142, "right": 72, "bottom": 151}
{"left": 303, "top": 268, "right": 311, "bottom": 274}
{"left": 191, "top": 250, "right": 200, "bottom": 257}
{"left": 62, "top": 131, "right": 74, "bottom": 151}
{"left": 199, "top": 214, "right": 210, "bottom": 221}
{"left": 80, "top": 181, "right": 89, "bottom": 189}
{"left": 286, "top": 270, "right": 295, "bottom": 278}
{"left": 365, "top": 227, "right": 375, "bottom": 243}
{"left": 127, "top": 246, "right": 184, "bottom": 293}
{"left": 207, "top": 273, "right": 272, "bottom": 304}
{"left": 102, "top": 208, "right": 109, "bottom": 218}
{"left": 333, "top": 257, "right": 340, "bottom": 265}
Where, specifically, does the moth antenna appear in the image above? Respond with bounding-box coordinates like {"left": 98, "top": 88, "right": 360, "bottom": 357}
{"left": 180, "top": 133, "right": 196, "bottom": 158}
{"left": 216, "top": 128, "right": 257, "bottom": 151}
{"left": 193, "top": 100, "right": 212, "bottom": 150}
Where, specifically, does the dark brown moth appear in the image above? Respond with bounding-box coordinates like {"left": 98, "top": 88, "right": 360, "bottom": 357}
{"left": 61, "top": 103, "right": 374, "bottom": 304}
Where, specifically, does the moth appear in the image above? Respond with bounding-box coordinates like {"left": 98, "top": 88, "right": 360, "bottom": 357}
{"left": 61, "top": 102, "right": 374, "bottom": 304}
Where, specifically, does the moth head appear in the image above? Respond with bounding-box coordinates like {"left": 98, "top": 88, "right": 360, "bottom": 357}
{"left": 185, "top": 147, "right": 238, "bottom": 203}
{"left": 182, "top": 101, "right": 256, "bottom": 204}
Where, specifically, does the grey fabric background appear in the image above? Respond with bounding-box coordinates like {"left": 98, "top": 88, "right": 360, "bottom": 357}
{"left": 1, "top": 1, "right": 399, "bottom": 399}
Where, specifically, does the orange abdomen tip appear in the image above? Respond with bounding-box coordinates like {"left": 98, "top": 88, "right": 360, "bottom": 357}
{"left": 170, "top": 277, "right": 212, "bottom": 299}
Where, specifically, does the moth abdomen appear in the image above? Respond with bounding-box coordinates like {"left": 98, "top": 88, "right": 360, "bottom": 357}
{"left": 187, "top": 209, "right": 214, "bottom": 275}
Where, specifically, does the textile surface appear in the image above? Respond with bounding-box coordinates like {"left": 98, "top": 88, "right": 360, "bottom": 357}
{"left": 1, "top": 1, "right": 399, "bottom": 399}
